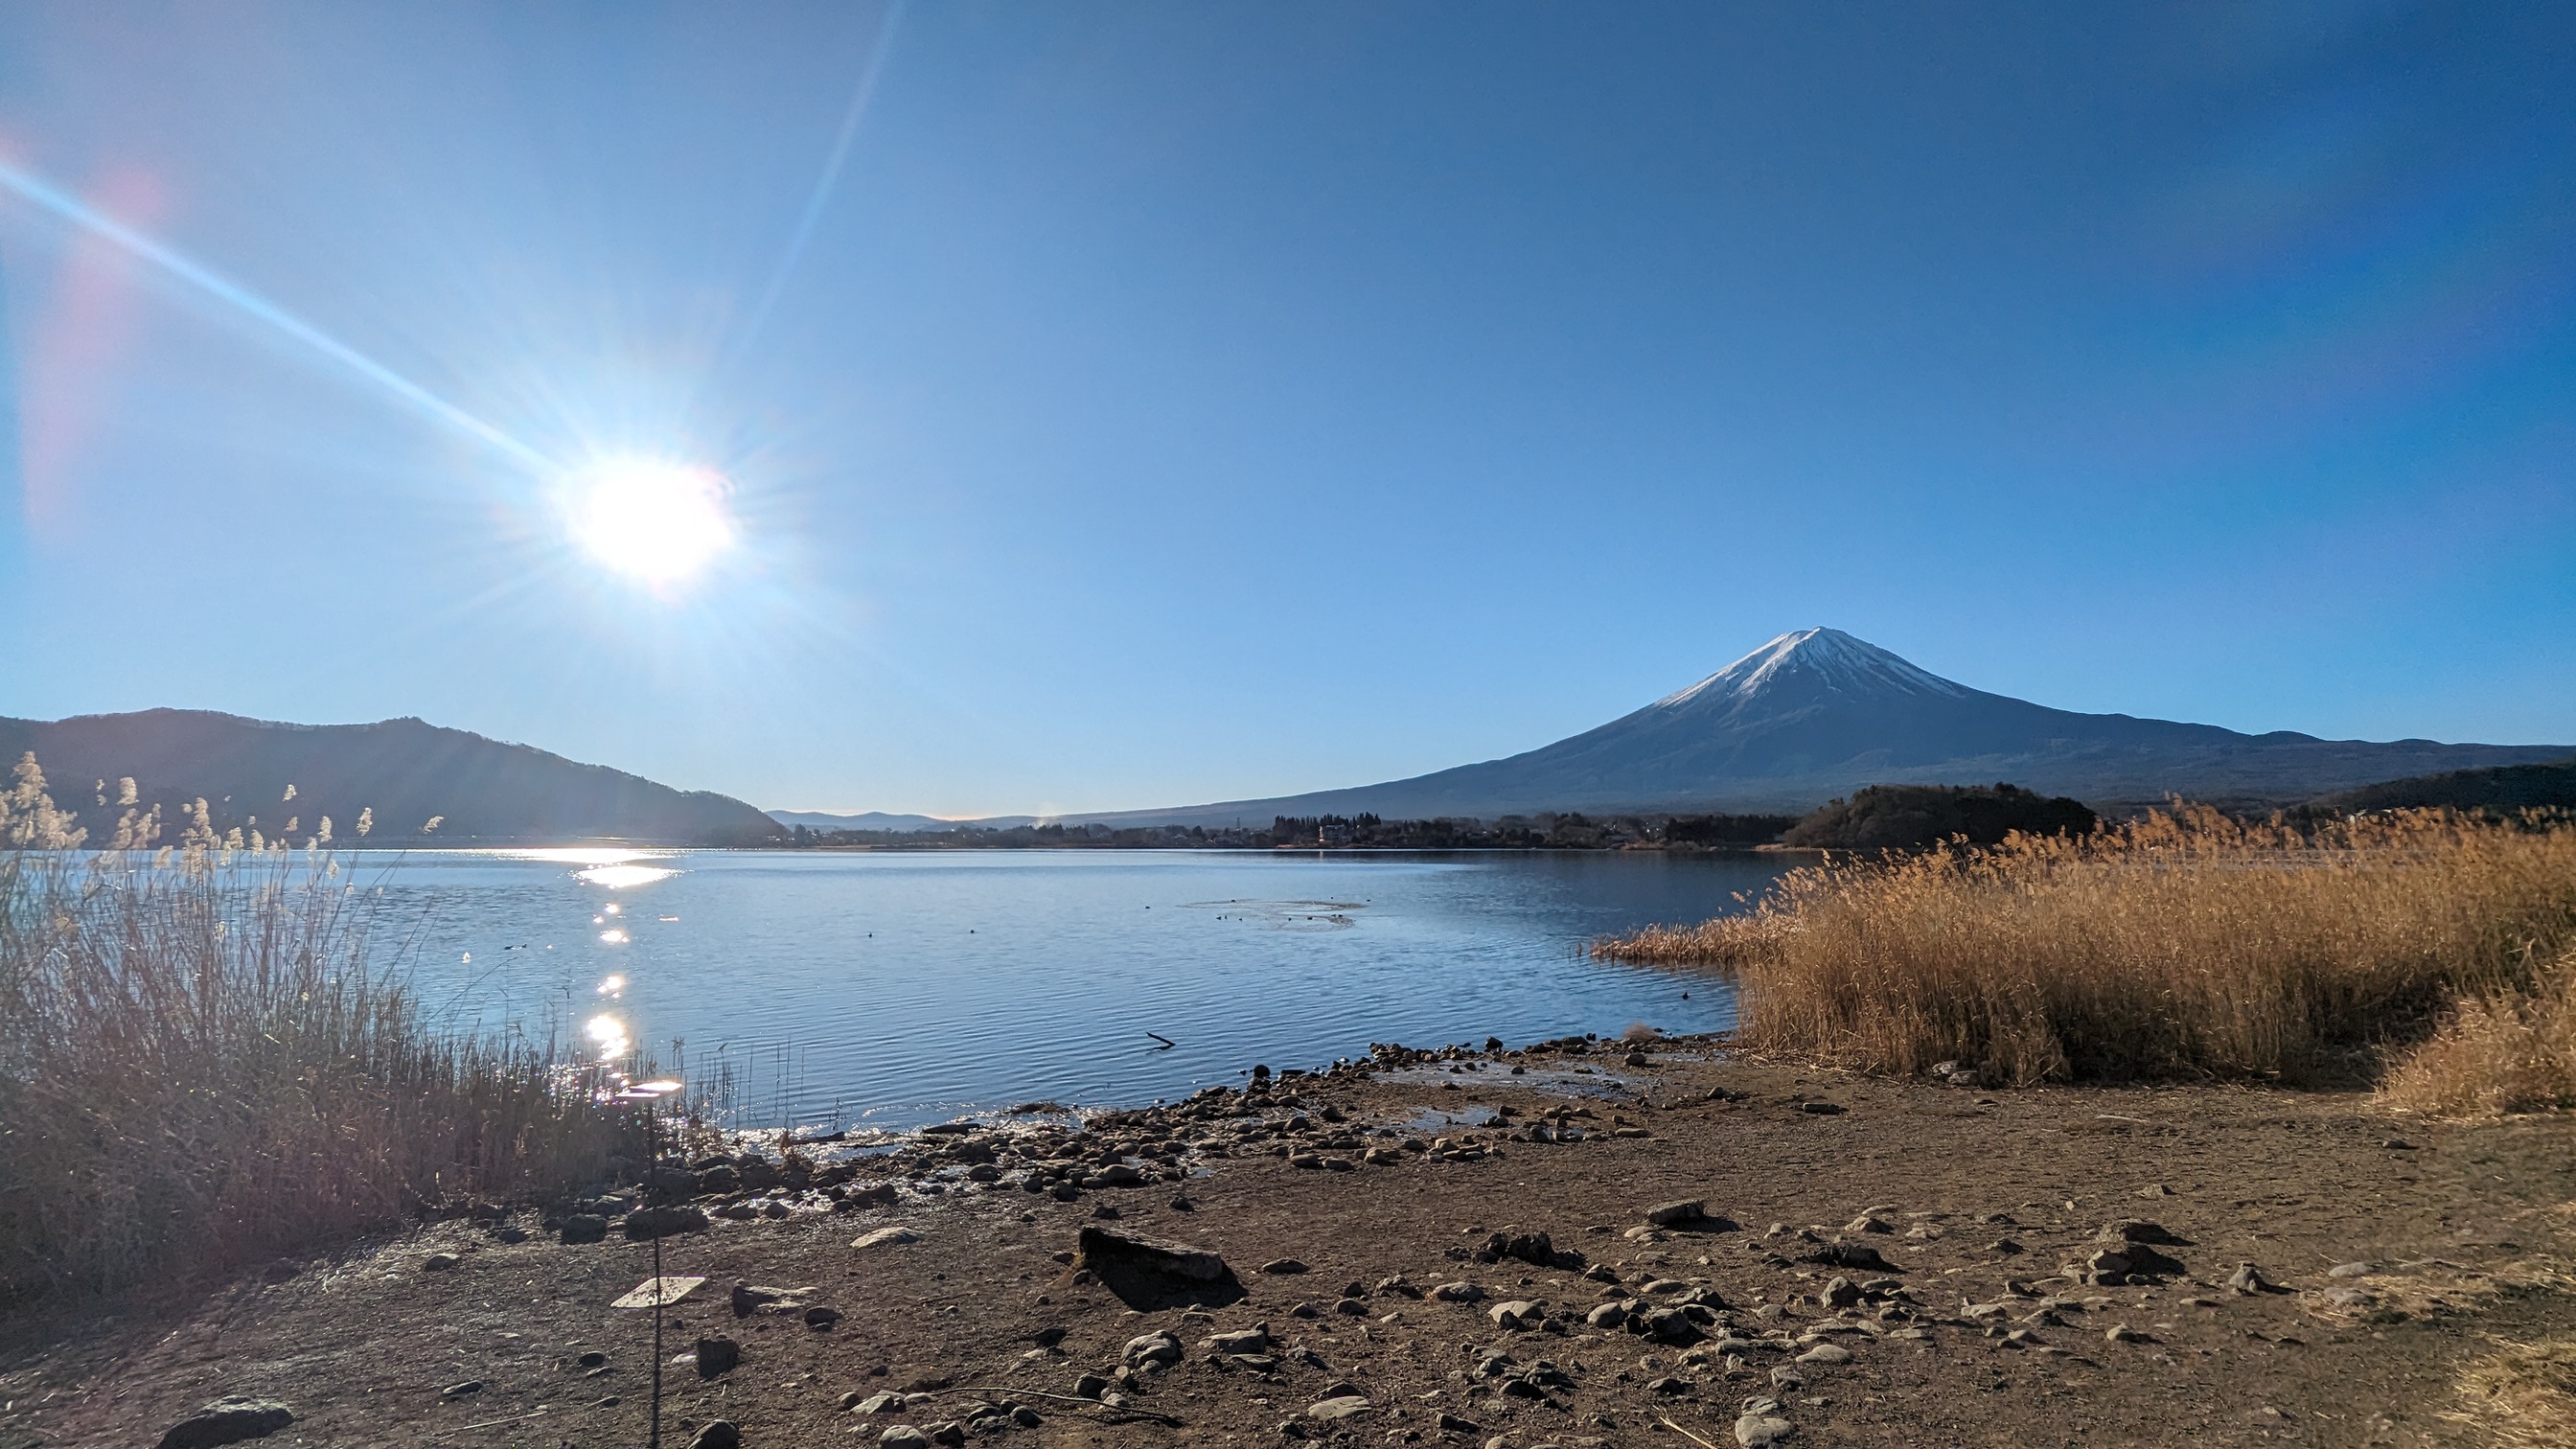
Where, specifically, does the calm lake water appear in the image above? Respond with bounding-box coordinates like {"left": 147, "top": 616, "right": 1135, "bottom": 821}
{"left": 382, "top": 849, "right": 1789, "bottom": 1131}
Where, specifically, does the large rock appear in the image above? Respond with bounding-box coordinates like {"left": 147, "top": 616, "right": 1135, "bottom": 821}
{"left": 1073, "top": 1226, "right": 1246, "bottom": 1310}
{"left": 624, "top": 1206, "right": 710, "bottom": 1240}
{"left": 156, "top": 1398, "right": 295, "bottom": 1449}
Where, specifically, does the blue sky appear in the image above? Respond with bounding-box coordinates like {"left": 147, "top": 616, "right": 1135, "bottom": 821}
{"left": 2, "top": 2, "right": 2570, "bottom": 816}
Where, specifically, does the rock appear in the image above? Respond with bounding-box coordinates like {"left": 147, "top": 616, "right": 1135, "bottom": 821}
{"left": 557, "top": 1213, "right": 609, "bottom": 1245}
{"left": 1644, "top": 1199, "right": 1708, "bottom": 1228}
{"left": 440, "top": 1380, "right": 483, "bottom": 1398}
{"left": 1735, "top": 1411, "right": 1796, "bottom": 1446}
{"left": 880, "top": 1428, "right": 930, "bottom": 1448}
{"left": 1204, "top": 1326, "right": 1273, "bottom": 1354}
{"left": 1074, "top": 1226, "right": 1246, "bottom": 1310}
{"left": 926, "top": 1422, "right": 967, "bottom": 1447}
{"left": 694, "top": 1336, "right": 741, "bottom": 1377}
{"left": 690, "top": 1423, "right": 742, "bottom": 1449}
{"left": 1988, "top": 1238, "right": 2024, "bottom": 1255}
{"left": 1431, "top": 1280, "right": 1485, "bottom": 1302}
{"left": 1796, "top": 1101, "right": 1844, "bottom": 1116}
{"left": 1802, "top": 1242, "right": 1898, "bottom": 1273}
{"left": 852, "top": 1226, "right": 920, "bottom": 1250}
{"left": 1123, "top": 1330, "right": 1184, "bottom": 1367}
{"left": 155, "top": 1398, "right": 296, "bottom": 1449}
{"left": 1488, "top": 1300, "right": 1545, "bottom": 1330}
{"left": 1795, "top": 1344, "right": 1851, "bottom": 1365}
{"left": 1012, "top": 1407, "right": 1044, "bottom": 1428}
{"left": 1438, "top": 1412, "right": 1484, "bottom": 1435}
{"left": 2104, "top": 1322, "right": 2148, "bottom": 1344}
{"left": 1586, "top": 1301, "right": 1629, "bottom": 1328}
{"left": 420, "top": 1252, "right": 460, "bottom": 1272}
{"left": 2227, "top": 1262, "right": 2285, "bottom": 1295}
{"left": 1261, "top": 1257, "right": 1311, "bottom": 1275}
{"left": 1073, "top": 1373, "right": 1111, "bottom": 1399}
{"left": 1623, "top": 1050, "right": 1652, "bottom": 1067}
{"left": 1306, "top": 1396, "right": 1371, "bottom": 1420}
{"left": 624, "top": 1206, "right": 710, "bottom": 1240}
{"left": 1843, "top": 1214, "right": 1893, "bottom": 1235}
{"left": 1821, "top": 1276, "right": 1861, "bottom": 1309}
{"left": 1648, "top": 1374, "right": 1691, "bottom": 1394}
{"left": 805, "top": 1305, "right": 841, "bottom": 1328}
{"left": 1334, "top": 1298, "right": 1369, "bottom": 1316}
{"left": 854, "top": 1392, "right": 904, "bottom": 1414}
{"left": 2096, "top": 1220, "right": 2192, "bottom": 1247}
{"left": 2327, "top": 1261, "right": 2377, "bottom": 1278}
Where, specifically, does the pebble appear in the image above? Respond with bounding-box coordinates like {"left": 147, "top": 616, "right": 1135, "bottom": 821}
{"left": 689, "top": 1424, "right": 742, "bottom": 1449}
{"left": 154, "top": 1397, "right": 296, "bottom": 1449}
{"left": 1432, "top": 1281, "right": 1485, "bottom": 1302}
{"left": 1734, "top": 1411, "right": 1796, "bottom": 1446}
{"left": 1795, "top": 1344, "right": 1851, "bottom": 1365}
{"left": 2327, "top": 1261, "right": 2376, "bottom": 1278}
{"left": 1488, "top": 1300, "right": 1544, "bottom": 1329}
{"left": 1306, "top": 1395, "right": 1371, "bottom": 1420}
{"left": 851, "top": 1227, "right": 920, "bottom": 1250}
{"left": 420, "top": 1253, "right": 460, "bottom": 1273}
{"left": 439, "top": 1380, "right": 483, "bottom": 1398}
{"left": 694, "top": 1336, "right": 741, "bottom": 1377}
{"left": 880, "top": 1428, "right": 930, "bottom": 1448}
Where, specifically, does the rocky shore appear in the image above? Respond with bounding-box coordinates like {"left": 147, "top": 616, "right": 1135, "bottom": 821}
{"left": 6, "top": 1033, "right": 2573, "bottom": 1448}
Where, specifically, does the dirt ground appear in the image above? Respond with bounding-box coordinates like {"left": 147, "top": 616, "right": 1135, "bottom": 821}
{"left": 6, "top": 1037, "right": 2574, "bottom": 1449}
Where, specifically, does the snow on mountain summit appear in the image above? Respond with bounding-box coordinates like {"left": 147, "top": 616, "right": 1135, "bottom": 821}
{"left": 1653, "top": 628, "right": 1969, "bottom": 711}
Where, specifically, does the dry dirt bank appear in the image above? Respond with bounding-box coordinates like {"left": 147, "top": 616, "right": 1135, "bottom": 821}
{"left": 5, "top": 1038, "right": 2573, "bottom": 1448}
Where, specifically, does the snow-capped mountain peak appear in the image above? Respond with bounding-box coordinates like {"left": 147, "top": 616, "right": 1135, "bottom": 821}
{"left": 1653, "top": 628, "right": 1970, "bottom": 710}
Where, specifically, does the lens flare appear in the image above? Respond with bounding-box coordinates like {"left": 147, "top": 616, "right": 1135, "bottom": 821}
{"left": 564, "top": 458, "right": 737, "bottom": 585}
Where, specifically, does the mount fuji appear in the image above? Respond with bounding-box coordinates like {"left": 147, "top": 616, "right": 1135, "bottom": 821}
{"left": 1075, "top": 629, "right": 2571, "bottom": 824}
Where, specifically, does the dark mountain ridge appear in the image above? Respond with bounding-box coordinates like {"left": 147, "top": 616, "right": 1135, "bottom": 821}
{"left": 1067, "top": 629, "right": 2571, "bottom": 825}
{"left": 0, "top": 708, "right": 778, "bottom": 845}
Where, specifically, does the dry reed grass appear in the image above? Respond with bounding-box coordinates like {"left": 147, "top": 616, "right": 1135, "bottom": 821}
{"left": 2383, "top": 948, "right": 2576, "bottom": 1115}
{"left": 0, "top": 755, "right": 648, "bottom": 1300}
{"left": 1595, "top": 805, "right": 2576, "bottom": 1088}
{"left": 2450, "top": 1334, "right": 2576, "bottom": 1447}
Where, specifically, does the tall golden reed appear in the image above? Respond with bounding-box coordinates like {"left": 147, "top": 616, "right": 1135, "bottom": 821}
{"left": 1596, "top": 805, "right": 2576, "bottom": 1088}
{"left": 0, "top": 755, "right": 647, "bottom": 1300}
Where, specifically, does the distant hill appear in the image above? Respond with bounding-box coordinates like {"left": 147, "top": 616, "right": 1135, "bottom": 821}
{"left": 0, "top": 709, "right": 780, "bottom": 846}
{"left": 767, "top": 809, "right": 1036, "bottom": 833}
{"left": 1782, "top": 782, "right": 2098, "bottom": 850}
{"left": 1066, "top": 628, "right": 2572, "bottom": 825}
{"left": 2308, "top": 757, "right": 2576, "bottom": 816}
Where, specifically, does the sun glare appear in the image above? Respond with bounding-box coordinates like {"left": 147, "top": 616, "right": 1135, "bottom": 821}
{"left": 564, "top": 458, "right": 737, "bottom": 585}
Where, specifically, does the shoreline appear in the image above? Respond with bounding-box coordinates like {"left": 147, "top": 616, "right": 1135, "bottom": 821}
{"left": 8, "top": 1035, "right": 2572, "bottom": 1447}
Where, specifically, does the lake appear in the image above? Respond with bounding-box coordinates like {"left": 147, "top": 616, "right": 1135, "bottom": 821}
{"left": 383, "top": 848, "right": 1788, "bottom": 1131}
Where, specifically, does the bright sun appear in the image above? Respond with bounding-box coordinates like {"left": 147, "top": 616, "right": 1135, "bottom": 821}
{"left": 564, "top": 458, "right": 738, "bottom": 585}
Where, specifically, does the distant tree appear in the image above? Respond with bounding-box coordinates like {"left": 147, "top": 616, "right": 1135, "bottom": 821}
{"left": 1783, "top": 783, "right": 2097, "bottom": 851}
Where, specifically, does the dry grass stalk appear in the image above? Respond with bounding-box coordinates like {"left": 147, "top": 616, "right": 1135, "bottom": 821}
{"left": 0, "top": 754, "right": 648, "bottom": 1300}
{"left": 2383, "top": 949, "right": 2576, "bottom": 1115}
{"left": 1594, "top": 805, "right": 2576, "bottom": 1087}
{"left": 2450, "top": 1334, "right": 2576, "bottom": 1447}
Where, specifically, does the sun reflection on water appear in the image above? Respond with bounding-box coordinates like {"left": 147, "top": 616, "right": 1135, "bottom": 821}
{"left": 584, "top": 1013, "right": 631, "bottom": 1060}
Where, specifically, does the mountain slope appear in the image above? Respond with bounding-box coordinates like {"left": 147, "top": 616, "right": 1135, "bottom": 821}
{"left": 767, "top": 809, "right": 1039, "bottom": 833}
{"left": 0, "top": 709, "right": 779, "bottom": 845}
{"left": 1071, "top": 629, "right": 2572, "bottom": 824}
